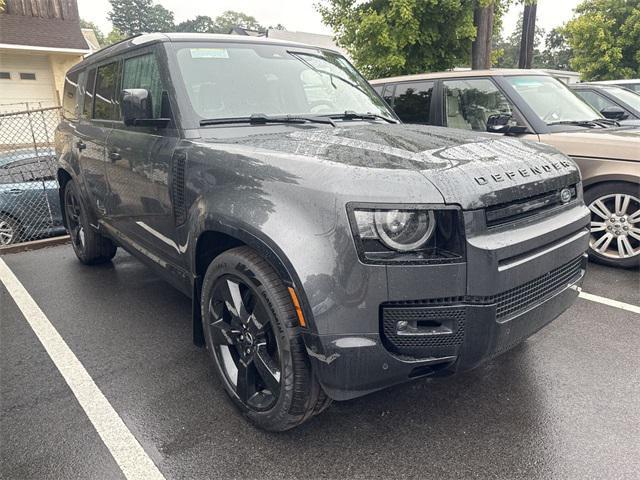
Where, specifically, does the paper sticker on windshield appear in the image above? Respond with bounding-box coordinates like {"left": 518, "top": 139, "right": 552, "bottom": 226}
{"left": 190, "top": 48, "right": 229, "bottom": 59}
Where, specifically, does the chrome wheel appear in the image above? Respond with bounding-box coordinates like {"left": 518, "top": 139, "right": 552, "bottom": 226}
{"left": 0, "top": 217, "right": 15, "bottom": 245}
{"left": 588, "top": 193, "right": 640, "bottom": 260}
{"left": 207, "top": 275, "right": 282, "bottom": 411}
{"left": 64, "top": 186, "right": 85, "bottom": 252}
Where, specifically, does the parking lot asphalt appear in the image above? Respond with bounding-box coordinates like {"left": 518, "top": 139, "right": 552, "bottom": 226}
{"left": 1, "top": 245, "right": 639, "bottom": 480}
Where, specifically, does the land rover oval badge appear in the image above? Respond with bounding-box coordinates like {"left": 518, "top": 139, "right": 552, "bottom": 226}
{"left": 560, "top": 188, "right": 572, "bottom": 203}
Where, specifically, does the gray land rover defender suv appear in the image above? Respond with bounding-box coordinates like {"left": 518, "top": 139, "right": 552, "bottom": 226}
{"left": 55, "top": 33, "right": 590, "bottom": 431}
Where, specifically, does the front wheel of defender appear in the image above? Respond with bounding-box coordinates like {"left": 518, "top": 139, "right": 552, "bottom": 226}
{"left": 201, "top": 246, "right": 330, "bottom": 431}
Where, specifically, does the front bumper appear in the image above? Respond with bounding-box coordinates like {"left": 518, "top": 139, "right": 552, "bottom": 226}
{"left": 305, "top": 255, "right": 586, "bottom": 401}
{"left": 304, "top": 202, "right": 591, "bottom": 401}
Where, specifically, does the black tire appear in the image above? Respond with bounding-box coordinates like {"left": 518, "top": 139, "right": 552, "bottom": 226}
{"left": 201, "top": 246, "right": 330, "bottom": 431}
{"left": 0, "top": 213, "right": 19, "bottom": 246}
{"left": 63, "top": 180, "right": 117, "bottom": 265}
{"left": 584, "top": 181, "right": 640, "bottom": 269}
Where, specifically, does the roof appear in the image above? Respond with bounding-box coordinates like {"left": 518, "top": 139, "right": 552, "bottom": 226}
{"left": 0, "top": 14, "right": 89, "bottom": 51}
{"left": 592, "top": 79, "right": 640, "bottom": 85}
{"left": 370, "top": 69, "right": 552, "bottom": 84}
{"left": 81, "top": 28, "right": 101, "bottom": 52}
{"left": 76, "top": 33, "right": 340, "bottom": 70}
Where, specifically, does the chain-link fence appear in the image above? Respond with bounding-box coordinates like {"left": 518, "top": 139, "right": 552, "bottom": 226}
{"left": 0, "top": 104, "right": 66, "bottom": 246}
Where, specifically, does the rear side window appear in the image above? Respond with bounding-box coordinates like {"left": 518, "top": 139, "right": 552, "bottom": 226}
{"left": 392, "top": 81, "right": 434, "bottom": 124}
{"left": 82, "top": 69, "right": 96, "bottom": 119}
{"left": 62, "top": 70, "right": 80, "bottom": 120}
{"left": 122, "top": 53, "right": 164, "bottom": 119}
{"left": 94, "top": 62, "right": 120, "bottom": 120}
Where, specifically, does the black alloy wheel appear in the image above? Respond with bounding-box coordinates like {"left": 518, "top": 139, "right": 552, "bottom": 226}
{"left": 64, "top": 183, "right": 86, "bottom": 253}
{"left": 201, "top": 246, "right": 331, "bottom": 431}
{"left": 207, "top": 274, "right": 282, "bottom": 411}
{"left": 63, "top": 180, "right": 117, "bottom": 265}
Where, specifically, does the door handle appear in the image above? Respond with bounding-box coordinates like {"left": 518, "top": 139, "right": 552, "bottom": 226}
{"left": 109, "top": 151, "right": 121, "bottom": 162}
{"left": 76, "top": 140, "right": 86, "bottom": 151}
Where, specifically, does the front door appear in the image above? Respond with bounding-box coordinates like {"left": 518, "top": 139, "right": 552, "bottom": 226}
{"left": 104, "top": 49, "right": 182, "bottom": 267}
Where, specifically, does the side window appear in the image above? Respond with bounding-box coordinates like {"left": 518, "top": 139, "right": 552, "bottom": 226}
{"left": 443, "top": 79, "right": 515, "bottom": 131}
{"left": 122, "top": 53, "right": 164, "bottom": 119}
{"left": 62, "top": 70, "right": 80, "bottom": 120}
{"left": 392, "top": 81, "right": 434, "bottom": 124}
{"left": 575, "top": 90, "right": 619, "bottom": 112}
{"left": 94, "top": 62, "right": 120, "bottom": 121}
{"left": 381, "top": 84, "right": 395, "bottom": 107}
{"left": 82, "top": 69, "right": 96, "bottom": 119}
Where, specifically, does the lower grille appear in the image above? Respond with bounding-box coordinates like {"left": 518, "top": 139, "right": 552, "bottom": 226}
{"left": 381, "top": 256, "right": 584, "bottom": 356}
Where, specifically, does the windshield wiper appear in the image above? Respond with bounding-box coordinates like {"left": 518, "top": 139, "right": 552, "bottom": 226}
{"left": 200, "top": 113, "right": 335, "bottom": 127}
{"left": 324, "top": 111, "right": 399, "bottom": 124}
{"left": 591, "top": 118, "right": 620, "bottom": 127}
{"left": 546, "top": 120, "right": 601, "bottom": 128}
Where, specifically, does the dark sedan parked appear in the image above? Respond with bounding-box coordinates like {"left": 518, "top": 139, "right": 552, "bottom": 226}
{"left": 0, "top": 147, "right": 64, "bottom": 245}
{"left": 571, "top": 83, "right": 640, "bottom": 126}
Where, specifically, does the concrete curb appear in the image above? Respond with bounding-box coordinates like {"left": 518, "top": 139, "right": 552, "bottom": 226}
{"left": 0, "top": 235, "right": 70, "bottom": 255}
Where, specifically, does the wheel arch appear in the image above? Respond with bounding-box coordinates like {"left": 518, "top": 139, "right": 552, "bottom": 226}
{"left": 582, "top": 173, "right": 640, "bottom": 190}
{"left": 191, "top": 223, "right": 313, "bottom": 346}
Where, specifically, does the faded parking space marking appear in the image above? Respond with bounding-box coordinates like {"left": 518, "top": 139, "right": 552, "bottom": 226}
{"left": 0, "top": 258, "right": 166, "bottom": 480}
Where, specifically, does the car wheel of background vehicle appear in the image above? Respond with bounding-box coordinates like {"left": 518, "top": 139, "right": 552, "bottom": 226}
{"left": 0, "top": 214, "right": 19, "bottom": 246}
{"left": 585, "top": 181, "right": 640, "bottom": 268}
{"left": 63, "top": 180, "right": 117, "bottom": 265}
{"left": 201, "top": 246, "right": 330, "bottom": 431}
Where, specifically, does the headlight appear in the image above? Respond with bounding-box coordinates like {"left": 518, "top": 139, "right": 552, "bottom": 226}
{"left": 349, "top": 205, "right": 465, "bottom": 264}
{"left": 373, "top": 210, "right": 435, "bottom": 251}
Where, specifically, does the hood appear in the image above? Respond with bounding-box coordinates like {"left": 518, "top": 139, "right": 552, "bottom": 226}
{"left": 539, "top": 126, "right": 640, "bottom": 162}
{"left": 201, "top": 124, "right": 581, "bottom": 209}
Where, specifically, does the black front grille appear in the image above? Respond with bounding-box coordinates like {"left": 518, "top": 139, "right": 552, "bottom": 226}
{"left": 486, "top": 186, "right": 577, "bottom": 228}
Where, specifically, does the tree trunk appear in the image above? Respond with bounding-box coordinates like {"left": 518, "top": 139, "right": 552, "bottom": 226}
{"left": 518, "top": 2, "right": 538, "bottom": 69}
{"left": 471, "top": 2, "right": 495, "bottom": 69}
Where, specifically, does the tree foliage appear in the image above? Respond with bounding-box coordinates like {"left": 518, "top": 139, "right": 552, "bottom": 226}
{"left": 108, "top": 0, "right": 174, "bottom": 35}
{"left": 317, "top": 0, "right": 477, "bottom": 78}
{"left": 175, "top": 10, "right": 264, "bottom": 34}
{"left": 564, "top": 0, "right": 640, "bottom": 80}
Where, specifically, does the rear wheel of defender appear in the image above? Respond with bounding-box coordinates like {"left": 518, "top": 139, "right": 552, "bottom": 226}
{"left": 63, "top": 180, "right": 117, "bottom": 265}
{"left": 585, "top": 181, "right": 640, "bottom": 268}
{"left": 201, "top": 246, "right": 330, "bottom": 431}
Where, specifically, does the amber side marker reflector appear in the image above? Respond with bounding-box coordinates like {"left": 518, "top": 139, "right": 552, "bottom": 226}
{"left": 288, "top": 287, "right": 306, "bottom": 327}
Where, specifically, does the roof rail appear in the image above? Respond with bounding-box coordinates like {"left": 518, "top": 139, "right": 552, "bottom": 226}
{"left": 85, "top": 33, "right": 144, "bottom": 58}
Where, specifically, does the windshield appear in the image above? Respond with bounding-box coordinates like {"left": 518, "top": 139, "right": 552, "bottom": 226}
{"left": 171, "top": 42, "right": 394, "bottom": 121}
{"left": 603, "top": 86, "right": 640, "bottom": 111}
{"left": 505, "top": 75, "right": 601, "bottom": 125}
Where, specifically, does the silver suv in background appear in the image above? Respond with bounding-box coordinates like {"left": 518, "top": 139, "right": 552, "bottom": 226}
{"left": 371, "top": 70, "right": 640, "bottom": 268}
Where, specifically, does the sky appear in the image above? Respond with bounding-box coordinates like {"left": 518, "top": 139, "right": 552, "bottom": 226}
{"left": 78, "top": 0, "right": 581, "bottom": 39}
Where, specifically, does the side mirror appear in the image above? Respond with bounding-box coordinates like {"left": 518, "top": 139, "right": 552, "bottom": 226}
{"left": 486, "top": 113, "right": 529, "bottom": 134}
{"left": 600, "top": 106, "right": 628, "bottom": 120}
{"left": 121, "top": 89, "right": 170, "bottom": 127}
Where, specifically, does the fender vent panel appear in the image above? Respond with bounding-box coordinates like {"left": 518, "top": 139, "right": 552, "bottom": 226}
{"left": 171, "top": 151, "right": 186, "bottom": 225}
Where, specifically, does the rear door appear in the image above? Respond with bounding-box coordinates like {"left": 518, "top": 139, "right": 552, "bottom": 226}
{"left": 104, "top": 47, "right": 182, "bottom": 267}
{"left": 75, "top": 63, "right": 118, "bottom": 218}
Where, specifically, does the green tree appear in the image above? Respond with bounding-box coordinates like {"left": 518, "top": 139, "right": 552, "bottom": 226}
{"left": 317, "top": 0, "right": 478, "bottom": 78}
{"left": 176, "top": 15, "right": 216, "bottom": 33}
{"left": 80, "top": 19, "right": 106, "bottom": 46}
{"left": 108, "top": 0, "right": 175, "bottom": 35}
{"left": 564, "top": 0, "right": 640, "bottom": 80}
{"left": 538, "top": 27, "right": 573, "bottom": 70}
{"left": 105, "top": 28, "right": 126, "bottom": 45}
{"left": 493, "top": 21, "right": 544, "bottom": 68}
{"left": 212, "top": 10, "right": 264, "bottom": 33}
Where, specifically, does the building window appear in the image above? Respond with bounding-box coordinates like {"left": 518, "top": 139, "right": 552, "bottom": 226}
{"left": 0, "top": 72, "right": 10, "bottom": 80}
{"left": 20, "top": 73, "right": 37, "bottom": 80}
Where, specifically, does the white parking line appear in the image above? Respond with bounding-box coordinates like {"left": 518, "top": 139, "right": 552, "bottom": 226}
{"left": 0, "top": 258, "right": 166, "bottom": 480}
{"left": 577, "top": 289, "right": 640, "bottom": 315}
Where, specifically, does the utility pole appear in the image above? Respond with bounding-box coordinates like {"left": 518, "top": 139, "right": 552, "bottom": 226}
{"left": 518, "top": 1, "right": 538, "bottom": 68}
{"left": 471, "top": 2, "right": 495, "bottom": 69}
